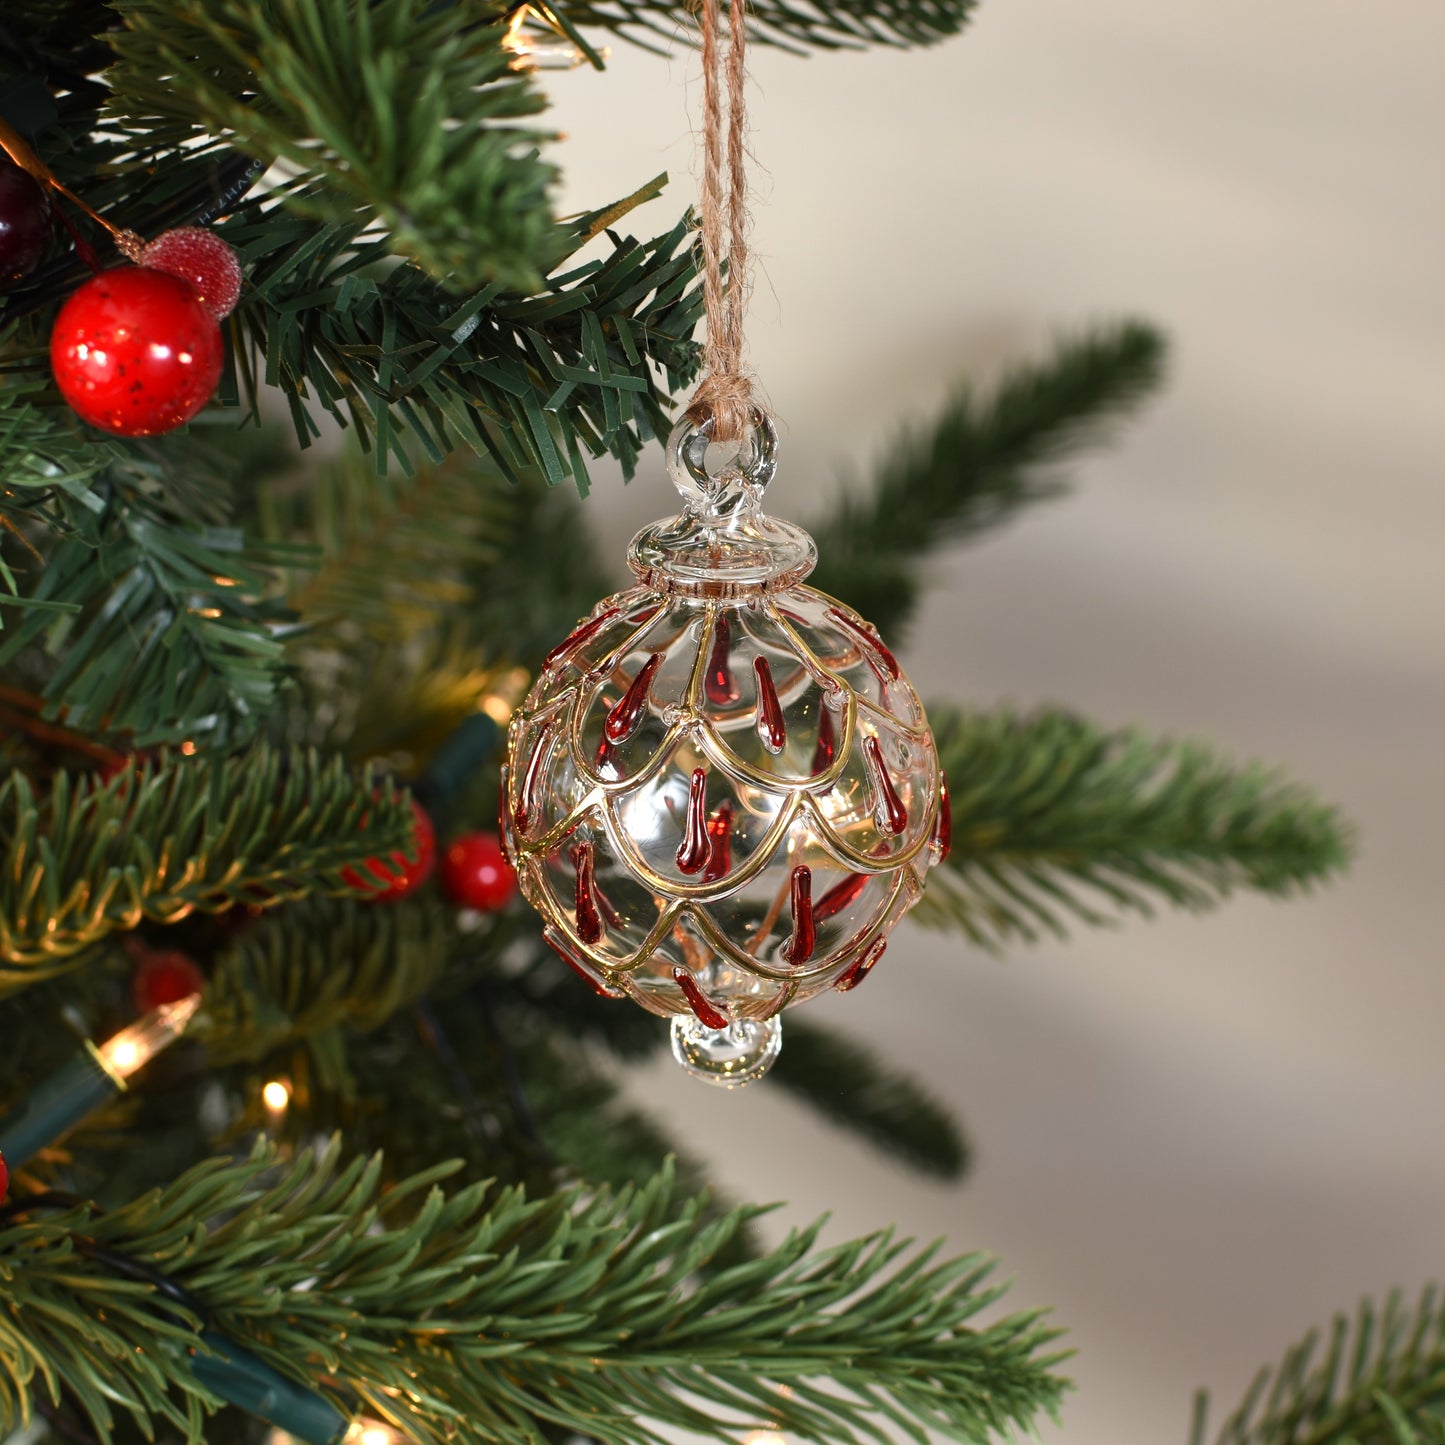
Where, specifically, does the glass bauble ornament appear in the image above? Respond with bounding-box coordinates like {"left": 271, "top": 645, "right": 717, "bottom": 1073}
{"left": 503, "top": 410, "right": 948, "bottom": 1087}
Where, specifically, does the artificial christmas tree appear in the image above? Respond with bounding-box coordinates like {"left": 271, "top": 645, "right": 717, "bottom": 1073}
{"left": 4, "top": 2, "right": 1422, "bottom": 1445}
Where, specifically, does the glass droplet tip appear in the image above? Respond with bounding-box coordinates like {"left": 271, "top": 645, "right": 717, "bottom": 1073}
{"left": 670, "top": 1015, "right": 782, "bottom": 1088}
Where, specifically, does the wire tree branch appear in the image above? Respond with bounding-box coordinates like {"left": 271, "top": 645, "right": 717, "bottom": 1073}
{"left": 554, "top": 0, "right": 976, "bottom": 55}
{"left": 0, "top": 1141, "right": 1069, "bottom": 1445}
{"left": 105, "top": 0, "right": 559, "bottom": 292}
{"left": 0, "top": 749, "right": 416, "bottom": 985}
{"left": 809, "top": 321, "right": 1167, "bottom": 639}
{"left": 1190, "top": 1288, "right": 1445, "bottom": 1445}
{"left": 918, "top": 705, "right": 1352, "bottom": 949}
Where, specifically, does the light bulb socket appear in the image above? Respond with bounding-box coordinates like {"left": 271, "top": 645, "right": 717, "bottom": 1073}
{"left": 188, "top": 1331, "right": 348, "bottom": 1445}
{"left": 0, "top": 1048, "right": 117, "bottom": 1170}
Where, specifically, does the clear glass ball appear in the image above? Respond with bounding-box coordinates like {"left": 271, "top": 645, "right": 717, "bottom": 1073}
{"left": 502, "top": 412, "right": 946, "bottom": 1085}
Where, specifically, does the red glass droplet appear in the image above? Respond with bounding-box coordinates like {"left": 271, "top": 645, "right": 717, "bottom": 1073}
{"left": 543, "top": 606, "right": 620, "bottom": 671}
{"left": 705, "top": 611, "right": 741, "bottom": 705}
{"left": 864, "top": 735, "right": 909, "bottom": 836}
{"left": 545, "top": 928, "right": 621, "bottom": 998}
{"left": 702, "top": 801, "right": 734, "bottom": 883}
{"left": 569, "top": 839, "right": 604, "bottom": 943}
{"left": 812, "top": 699, "right": 838, "bottom": 775}
{"left": 604, "top": 651, "right": 663, "bottom": 744}
{"left": 814, "top": 870, "right": 869, "bottom": 922}
{"left": 676, "top": 768, "right": 712, "bottom": 874}
{"left": 836, "top": 935, "right": 888, "bottom": 992}
{"left": 827, "top": 607, "right": 901, "bottom": 682}
{"left": 782, "top": 865, "right": 816, "bottom": 964}
{"left": 594, "top": 736, "right": 617, "bottom": 773}
{"left": 513, "top": 723, "right": 551, "bottom": 837}
{"left": 934, "top": 772, "right": 953, "bottom": 863}
{"left": 674, "top": 966, "right": 730, "bottom": 1029}
{"left": 753, "top": 656, "right": 786, "bottom": 755}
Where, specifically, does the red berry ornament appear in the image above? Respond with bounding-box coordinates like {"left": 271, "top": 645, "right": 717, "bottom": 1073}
{"left": 440, "top": 832, "right": 517, "bottom": 912}
{"left": 344, "top": 797, "right": 436, "bottom": 902}
{"left": 50, "top": 267, "right": 224, "bottom": 436}
{"left": 0, "top": 158, "right": 51, "bottom": 286}
{"left": 142, "top": 227, "right": 242, "bottom": 319}
{"left": 133, "top": 950, "right": 206, "bottom": 1013}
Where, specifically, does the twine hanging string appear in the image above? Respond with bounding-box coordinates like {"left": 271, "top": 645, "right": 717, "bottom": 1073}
{"left": 687, "top": 0, "right": 762, "bottom": 445}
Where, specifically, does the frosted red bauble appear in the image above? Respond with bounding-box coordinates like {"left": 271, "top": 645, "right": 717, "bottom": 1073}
{"left": 133, "top": 951, "right": 206, "bottom": 1013}
{"left": 0, "top": 159, "right": 51, "bottom": 286}
{"left": 142, "top": 227, "right": 242, "bottom": 319}
{"left": 50, "top": 267, "right": 224, "bottom": 436}
{"left": 440, "top": 832, "right": 517, "bottom": 912}
{"left": 344, "top": 798, "right": 436, "bottom": 901}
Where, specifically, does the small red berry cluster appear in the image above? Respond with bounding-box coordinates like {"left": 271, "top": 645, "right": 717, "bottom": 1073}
{"left": 345, "top": 797, "right": 518, "bottom": 913}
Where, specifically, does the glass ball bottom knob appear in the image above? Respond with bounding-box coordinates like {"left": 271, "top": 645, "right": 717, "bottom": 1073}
{"left": 670, "top": 1015, "right": 782, "bottom": 1088}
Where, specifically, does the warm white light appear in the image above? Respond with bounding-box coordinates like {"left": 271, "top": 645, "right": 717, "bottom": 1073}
{"left": 744, "top": 1432, "right": 786, "bottom": 1445}
{"left": 96, "top": 994, "right": 201, "bottom": 1081}
{"left": 342, "top": 1420, "right": 406, "bottom": 1445}
{"left": 262, "top": 1080, "right": 291, "bottom": 1112}
{"left": 108, "top": 1039, "right": 141, "bottom": 1071}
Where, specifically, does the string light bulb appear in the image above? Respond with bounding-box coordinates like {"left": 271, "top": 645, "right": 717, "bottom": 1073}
{"left": 0, "top": 993, "right": 202, "bottom": 1168}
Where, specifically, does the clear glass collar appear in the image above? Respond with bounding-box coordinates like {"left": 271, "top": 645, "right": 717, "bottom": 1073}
{"left": 628, "top": 410, "right": 817, "bottom": 598}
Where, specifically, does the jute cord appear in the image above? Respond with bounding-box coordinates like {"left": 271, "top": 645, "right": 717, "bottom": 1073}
{"left": 687, "top": 0, "right": 762, "bottom": 444}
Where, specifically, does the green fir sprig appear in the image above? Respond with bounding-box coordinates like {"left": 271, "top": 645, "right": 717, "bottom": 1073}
{"left": 106, "top": 0, "right": 558, "bottom": 292}
{"left": 920, "top": 705, "right": 1352, "bottom": 948}
{"left": 0, "top": 1140, "right": 1068, "bottom": 1445}
{"left": 0, "top": 749, "right": 415, "bottom": 983}
{"left": 810, "top": 321, "right": 1167, "bottom": 638}
{"left": 1191, "top": 1289, "right": 1445, "bottom": 1445}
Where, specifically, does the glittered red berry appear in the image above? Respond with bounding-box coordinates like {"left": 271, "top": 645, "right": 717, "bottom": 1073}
{"left": 142, "top": 226, "right": 242, "bottom": 319}
{"left": 50, "top": 267, "right": 224, "bottom": 436}
{"left": 344, "top": 797, "right": 436, "bottom": 902}
{"left": 0, "top": 158, "right": 50, "bottom": 287}
{"left": 133, "top": 950, "right": 206, "bottom": 1013}
{"left": 440, "top": 832, "right": 517, "bottom": 912}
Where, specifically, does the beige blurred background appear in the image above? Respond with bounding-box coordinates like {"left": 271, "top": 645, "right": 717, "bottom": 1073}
{"left": 541, "top": 4, "right": 1445, "bottom": 1442}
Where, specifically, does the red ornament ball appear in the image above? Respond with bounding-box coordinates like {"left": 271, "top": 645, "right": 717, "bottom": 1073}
{"left": 141, "top": 226, "right": 242, "bottom": 319}
{"left": 50, "top": 267, "right": 224, "bottom": 436}
{"left": 344, "top": 797, "right": 436, "bottom": 902}
{"left": 133, "top": 950, "right": 206, "bottom": 1013}
{"left": 0, "top": 158, "right": 51, "bottom": 286}
{"left": 440, "top": 832, "right": 517, "bottom": 912}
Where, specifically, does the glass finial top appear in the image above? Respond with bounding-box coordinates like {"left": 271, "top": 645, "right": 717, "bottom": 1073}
{"left": 627, "top": 409, "right": 817, "bottom": 598}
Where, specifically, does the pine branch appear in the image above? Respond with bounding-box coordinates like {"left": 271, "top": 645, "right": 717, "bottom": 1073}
{"left": 258, "top": 448, "right": 511, "bottom": 643}
{"left": 105, "top": 0, "right": 558, "bottom": 292}
{"left": 0, "top": 1141, "right": 1069, "bottom": 1445}
{"left": 918, "top": 706, "right": 1352, "bottom": 949}
{"left": 0, "top": 381, "right": 113, "bottom": 565}
{"left": 808, "top": 321, "right": 1167, "bottom": 638}
{"left": 0, "top": 748, "right": 415, "bottom": 984}
{"left": 554, "top": 0, "right": 975, "bottom": 55}
{"left": 460, "top": 468, "right": 614, "bottom": 663}
{"left": 224, "top": 185, "right": 702, "bottom": 487}
{"left": 769, "top": 1018, "right": 968, "bottom": 1180}
{"left": 200, "top": 895, "right": 454, "bottom": 1079}
{"left": 0, "top": 463, "right": 309, "bottom": 745}
{"left": 1190, "top": 1288, "right": 1445, "bottom": 1445}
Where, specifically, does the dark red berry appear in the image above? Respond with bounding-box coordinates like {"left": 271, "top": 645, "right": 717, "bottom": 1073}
{"left": 0, "top": 158, "right": 51, "bottom": 287}
{"left": 344, "top": 797, "right": 436, "bottom": 902}
{"left": 439, "top": 832, "right": 517, "bottom": 912}
{"left": 133, "top": 951, "right": 206, "bottom": 1013}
